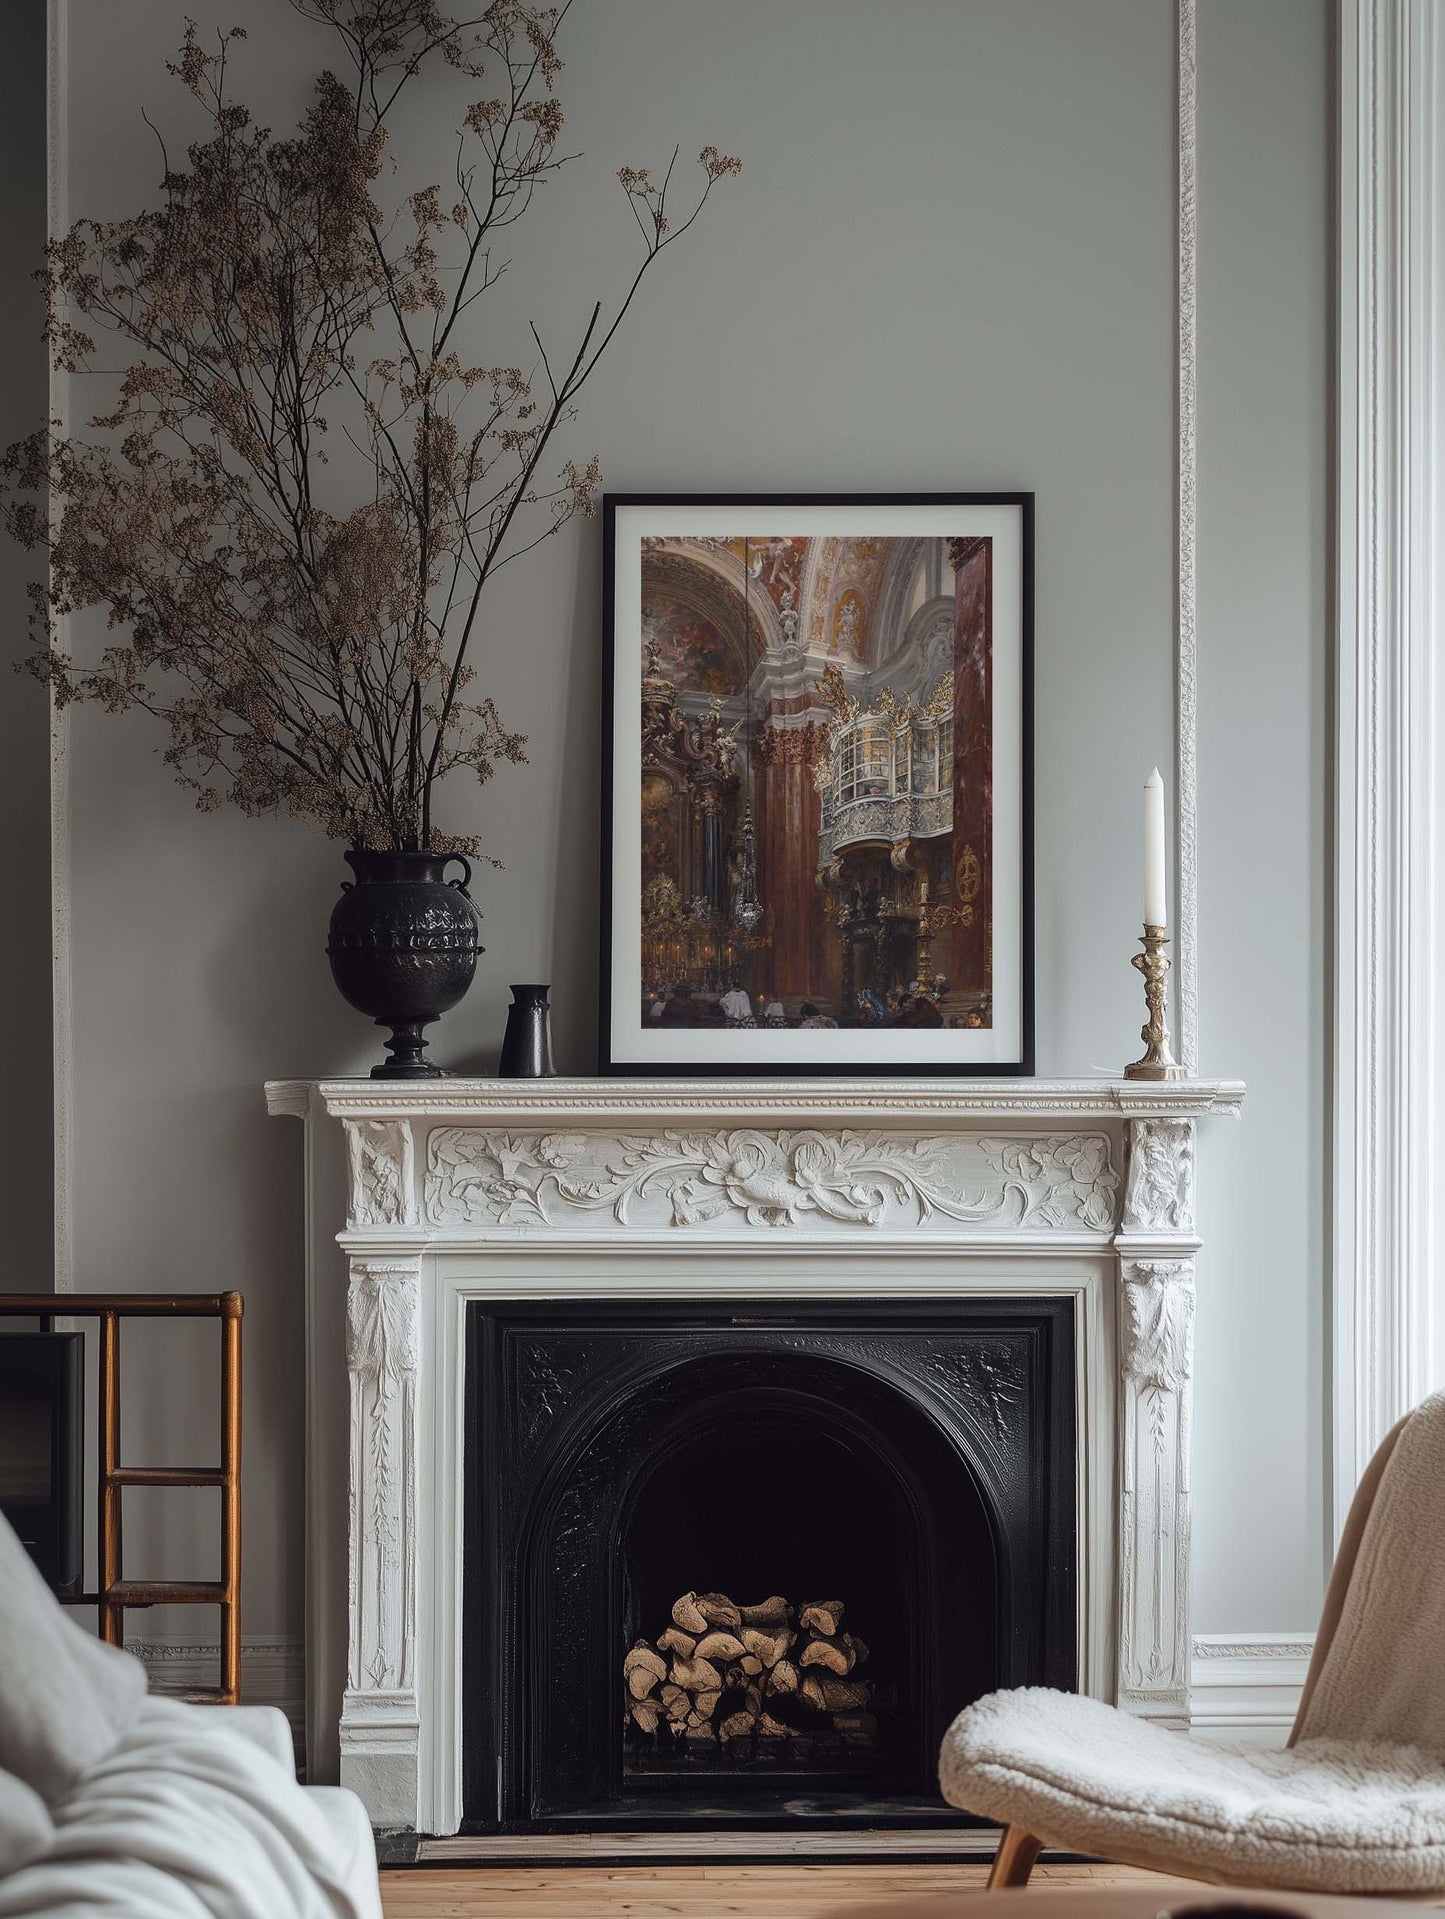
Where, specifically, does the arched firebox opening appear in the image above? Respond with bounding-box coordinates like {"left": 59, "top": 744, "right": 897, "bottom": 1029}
{"left": 615, "top": 1366, "right": 998, "bottom": 1804}
{"left": 462, "top": 1301, "right": 1074, "bottom": 1832}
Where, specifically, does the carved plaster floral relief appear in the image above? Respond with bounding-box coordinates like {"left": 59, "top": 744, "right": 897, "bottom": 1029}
{"left": 346, "top": 1119, "right": 415, "bottom": 1228}
{"left": 1123, "top": 1117, "right": 1195, "bottom": 1234}
{"left": 980, "top": 1134, "right": 1119, "bottom": 1231}
{"left": 424, "top": 1127, "right": 1121, "bottom": 1231}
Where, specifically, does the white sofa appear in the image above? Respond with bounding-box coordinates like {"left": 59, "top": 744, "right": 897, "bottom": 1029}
{"left": 0, "top": 1512, "right": 380, "bottom": 1918}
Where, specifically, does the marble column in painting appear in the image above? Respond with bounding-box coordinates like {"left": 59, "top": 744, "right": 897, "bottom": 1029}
{"left": 754, "top": 717, "right": 831, "bottom": 1005}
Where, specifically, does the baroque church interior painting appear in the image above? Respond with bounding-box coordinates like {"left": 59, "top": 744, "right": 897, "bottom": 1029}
{"left": 639, "top": 534, "right": 993, "bottom": 1031}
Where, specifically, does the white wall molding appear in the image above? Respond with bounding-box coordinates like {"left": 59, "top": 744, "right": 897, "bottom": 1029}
{"left": 1333, "top": 0, "right": 1445, "bottom": 1535}
{"left": 1176, "top": 0, "right": 1199, "bottom": 1074}
{"left": 1189, "top": 1633, "right": 1313, "bottom": 1744}
{"left": 46, "top": 0, "right": 72, "bottom": 1293}
{"left": 131, "top": 1637, "right": 305, "bottom": 1755}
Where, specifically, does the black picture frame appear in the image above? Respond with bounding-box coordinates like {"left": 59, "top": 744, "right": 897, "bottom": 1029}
{"left": 600, "top": 492, "right": 1034, "bottom": 1077}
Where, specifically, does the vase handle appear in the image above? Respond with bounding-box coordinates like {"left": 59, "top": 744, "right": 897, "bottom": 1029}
{"left": 445, "top": 854, "right": 473, "bottom": 898}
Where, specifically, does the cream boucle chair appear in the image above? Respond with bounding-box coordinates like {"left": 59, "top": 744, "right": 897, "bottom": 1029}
{"left": 939, "top": 1392, "right": 1445, "bottom": 1895}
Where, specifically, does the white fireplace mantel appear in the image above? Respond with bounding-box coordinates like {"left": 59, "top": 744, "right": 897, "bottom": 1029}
{"left": 269, "top": 1074, "right": 1243, "bottom": 1833}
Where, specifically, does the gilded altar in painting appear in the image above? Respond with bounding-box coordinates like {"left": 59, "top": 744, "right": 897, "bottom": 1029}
{"left": 638, "top": 534, "right": 993, "bottom": 1032}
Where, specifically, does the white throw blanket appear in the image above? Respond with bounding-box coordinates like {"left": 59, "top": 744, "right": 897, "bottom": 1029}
{"left": 0, "top": 1701, "right": 374, "bottom": 1919}
{"left": 0, "top": 1514, "right": 379, "bottom": 1918}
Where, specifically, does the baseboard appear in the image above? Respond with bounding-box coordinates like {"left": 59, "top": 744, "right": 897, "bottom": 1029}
{"left": 1189, "top": 1633, "right": 1314, "bottom": 1743}
{"left": 125, "top": 1633, "right": 1312, "bottom": 1775}
{"left": 130, "top": 1636, "right": 305, "bottom": 1760}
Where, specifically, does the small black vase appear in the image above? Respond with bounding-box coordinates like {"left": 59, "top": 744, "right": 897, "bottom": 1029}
{"left": 327, "top": 848, "right": 482, "bottom": 1078}
{"left": 497, "top": 984, "right": 556, "bottom": 1078}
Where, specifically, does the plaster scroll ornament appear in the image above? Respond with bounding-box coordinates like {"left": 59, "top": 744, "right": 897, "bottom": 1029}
{"left": 1124, "top": 1116, "right": 1195, "bottom": 1233}
{"left": 424, "top": 1127, "right": 1121, "bottom": 1232}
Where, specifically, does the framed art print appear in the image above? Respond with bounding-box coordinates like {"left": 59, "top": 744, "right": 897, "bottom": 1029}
{"left": 601, "top": 494, "right": 1034, "bottom": 1075}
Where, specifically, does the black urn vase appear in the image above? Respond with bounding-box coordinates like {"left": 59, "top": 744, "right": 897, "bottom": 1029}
{"left": 326, "top": 848, "right": 481, "bottom": 1078}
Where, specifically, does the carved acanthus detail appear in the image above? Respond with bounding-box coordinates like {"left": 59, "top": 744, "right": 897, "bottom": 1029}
{"left": 424, "top": 1127, "right": 1121, "bottom": 1233}
{"left": 346, "top": 1261, "right": 420, "bottom": 1698}
{"left": 1119, "top": 1259, "right": 1194, "bottom": 1391}
{"left": 347, "top": 1260, "right": 420, "bottom": 1386}
{"left": 347, "top": 1119, "right": 416, "bottom": 1227}
{"left": 1123, "top": 1117, "right": 1195, "bottom": 1233}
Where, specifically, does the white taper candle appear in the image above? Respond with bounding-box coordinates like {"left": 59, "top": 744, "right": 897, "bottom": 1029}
{"left": 1143, "top": 767, "right": 1167, "bottom": 929}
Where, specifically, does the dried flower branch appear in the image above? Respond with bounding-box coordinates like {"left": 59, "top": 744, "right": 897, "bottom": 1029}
{"left": 3, "top": 0, "right": 738, "bottom": 854}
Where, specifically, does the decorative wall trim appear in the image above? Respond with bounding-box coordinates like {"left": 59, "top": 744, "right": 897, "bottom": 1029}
{"left": 1176, "top": 0, "right": 1199, "bottom": 1074}
{"left": 47, "top": 0, "right": 71, "bottom": 1292}
{"left": 130, "top": 1631, "right": 1319, "bottom": 1762}
{"left": 1333, "top": 0, "right": 1445, "bottom": 1536}
{"left": 1189, "top": 1633, "right": 1313, "bottom": 1744}
{"left": 132, "top": 1636, "right": 305, "bottom": 1753}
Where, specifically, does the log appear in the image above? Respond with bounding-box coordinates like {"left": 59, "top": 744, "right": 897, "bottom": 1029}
{"left": 800, "top": 1634, "right": 855, "bottom": 1676}
{"left": 832, "top": 1711, "right": 878, "bottom": 1742}
{"left": 660, "top": 1683, "right": 691, "bottom": 1724}
{"left": 629, "top": 1698, "right": 664, "bottom": 1735}
{"left": 767, "top": 1658, "right": 799, "bottom": 1695}
{"left": 671, "top": 1592, "right": 709, "bottom": 1635}
{"left": 670, "top": 1655, "right": 723, "bottom": 1693}
{"left": 800, "top": 1673, "right": 871, "bottom": 1714}
{"left": 696, "top": 1592, "right": 742, "bottom": 1629}
{"left": 690, "top": 1688, "right": 722, "bottom": 1721}
{"left": 758, "top": 1712, "right": 795, "bottom": 1739}
{"left": 718, "top": 1709, "right": 756, "bottom": 1742}
{"left": 694, "top": 1630, "right": 747, "bottom": 1664}
{"left": 739, "top": 1653, "right": 764, "bottom": 1676}
{"left": 799, "top": 1599, "right": 845, "bottom": 1637}
{"left": 739, "top": 1595, "right": 790, "bottom": 1627}
{"left": 657, "top": 1625, "right": 698, "bottom": 1658}
{"left": 740, "top": 1626, "right": 794, "bottom": 1667}
{"left": 624, "top": 1641, "right": 668, "bottom": 1697}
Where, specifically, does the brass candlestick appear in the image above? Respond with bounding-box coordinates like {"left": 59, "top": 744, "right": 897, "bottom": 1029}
{"left": 1124, "top": 923, "right": 1187, "bottom": 1081}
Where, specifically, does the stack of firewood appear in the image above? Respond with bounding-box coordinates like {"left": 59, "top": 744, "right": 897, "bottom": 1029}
{"left": 623, "top": 1592, "right": 879, "bottom": 1750}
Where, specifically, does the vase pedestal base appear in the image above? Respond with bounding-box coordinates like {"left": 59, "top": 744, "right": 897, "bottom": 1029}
{"left": 372, "top": 1021, "right": 445, "bottom": 1079}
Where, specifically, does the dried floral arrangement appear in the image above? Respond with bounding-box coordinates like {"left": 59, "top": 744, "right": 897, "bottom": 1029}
{"left": 2, "top": 1, "right": 738, "bottom": 854}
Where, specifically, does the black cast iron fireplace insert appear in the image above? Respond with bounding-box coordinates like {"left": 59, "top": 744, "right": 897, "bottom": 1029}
{"left": 462, "top": 1299, "right": 1075, "bottom": 1833}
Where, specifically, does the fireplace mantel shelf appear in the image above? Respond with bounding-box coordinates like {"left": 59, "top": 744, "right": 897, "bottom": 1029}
{"left": 271, "top": 1069, "right": 1242, "bottom": 1833}
{"left": 267, "top": 1074, "right": 1245, "bottom": 1123}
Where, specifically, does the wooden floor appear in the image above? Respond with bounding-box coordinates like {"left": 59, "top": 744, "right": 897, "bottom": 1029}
{"left": 379, "top": 1859, "right": 1193, "bottom": 1917}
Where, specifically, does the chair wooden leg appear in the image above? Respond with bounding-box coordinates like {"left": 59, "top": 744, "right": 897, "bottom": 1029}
{"left": 987, "top": 1825, "right": 1042, "bottom": 1889}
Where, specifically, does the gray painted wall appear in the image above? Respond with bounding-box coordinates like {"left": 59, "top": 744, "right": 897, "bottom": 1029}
{"left": 48, "top": 0, "right": 1327, "bottom": 1643}
{"left": 1194, "top": 0, "right": 1329, "bottom": 1629}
